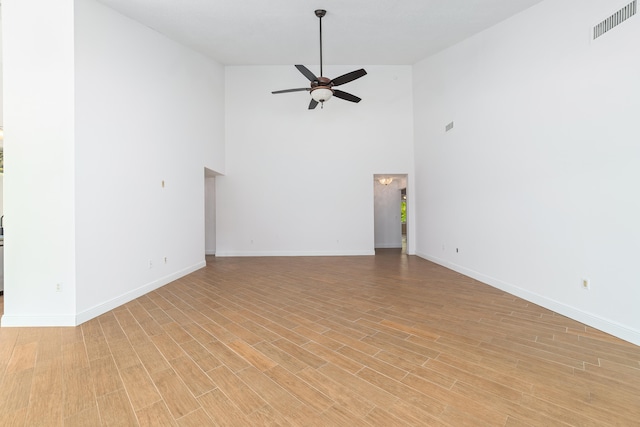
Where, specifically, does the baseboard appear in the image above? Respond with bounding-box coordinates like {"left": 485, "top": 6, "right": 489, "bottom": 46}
{"left": 374, "top": 244, "right": 403, "bottom": 249}
{"left": 216, "top": 250, "right": 375, "bottom": 257}
{"left": 74, "top": 260, "right": 206, "bottom": 325}
{"left": 1, "top": 313, "right": 77, "bottom": 327}
{"left": 417, "top": 252, "right": 640, "bottom": 346}
{"left": 2, "top": 261, "right": 206, "bottom": 327}
{"left": 205, "top": 250, "right": 216, "bottom": 256}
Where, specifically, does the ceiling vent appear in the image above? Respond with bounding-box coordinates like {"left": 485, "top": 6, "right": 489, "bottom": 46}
{"left": 593, "top": 0, "right": 636, "bottom": 40}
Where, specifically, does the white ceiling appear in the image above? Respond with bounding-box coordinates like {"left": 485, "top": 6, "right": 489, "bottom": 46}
{"left": 95, "top": 0, "right": 545, "bottom": 66}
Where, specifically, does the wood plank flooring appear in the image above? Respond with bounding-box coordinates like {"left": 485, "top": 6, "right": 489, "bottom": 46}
{"left": 1, "top": 251, "right": 639, "bottom": 426}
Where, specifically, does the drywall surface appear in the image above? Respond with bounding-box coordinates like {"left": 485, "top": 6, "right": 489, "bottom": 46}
{"left": 218, "top": 65, "right": 414, "bottom": 256}
{"left": 2, "top": 0, "right": 225, "bottom": 326}
{"left": 73, "top": 0, "right": 225, "bottom": 322}
{"left": 413, "top": 0, "right": 640, "bottom": 344}
{"left": 2, "top": 0, "right": 78, "bottom": 325}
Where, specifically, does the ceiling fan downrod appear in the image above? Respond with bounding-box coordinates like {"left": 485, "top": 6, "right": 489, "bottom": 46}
{"left": 315, "top": 9, "right": 326, "bottom": 77}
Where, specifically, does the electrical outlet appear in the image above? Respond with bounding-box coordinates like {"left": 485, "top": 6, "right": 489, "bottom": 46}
{"left": 56, "top": 283, "right": 62, "bottom": 292}
{"left": 149, "top": 260, "right": 153, "bottom": 269}
{"left": 582, "top": 278, "right": 590, "bottom": 290}
{"left": 164, "top": 257, "right": 167, "bottom": 264}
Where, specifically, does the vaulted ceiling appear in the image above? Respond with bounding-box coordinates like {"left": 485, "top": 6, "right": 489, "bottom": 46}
{"left": 96, "top": 0, "right": 545, "bottom": 65}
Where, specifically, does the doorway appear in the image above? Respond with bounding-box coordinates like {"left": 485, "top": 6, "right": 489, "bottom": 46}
{"left": 373, "top": 174, "right": 408, "bottom": 254}
{"left": 204, "top": 168, "right": 220, "bottom": 257}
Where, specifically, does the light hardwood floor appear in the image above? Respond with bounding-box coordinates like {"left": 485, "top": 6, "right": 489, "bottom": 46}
{"left": 1, "top": 251, "right": 639, "bottom": 426}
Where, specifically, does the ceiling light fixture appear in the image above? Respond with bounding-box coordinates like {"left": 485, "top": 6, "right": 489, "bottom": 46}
{"left": 378, "top": 177, "right": 393, "bottom": 185}
{"left": 310, "top": 87, "right": 333, "bottom": 103}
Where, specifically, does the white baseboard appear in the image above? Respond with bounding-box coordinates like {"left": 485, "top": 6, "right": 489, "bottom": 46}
{"left": 374, "top": 244, "right": 403, "bottom": 249}
{"left": 216, "top": 250, "right": 375, "bottom": 257}
{"left": 1, "top": 260, "right": 206, "bottom": 328}
{"left": 75, "top": 260, "right": 206, "bottom": 325}
{"left": 1, "top": 314, "right": 77, "bottom": 327}
{"left": 417, "top": 252, "right": 640, "bottom": 346}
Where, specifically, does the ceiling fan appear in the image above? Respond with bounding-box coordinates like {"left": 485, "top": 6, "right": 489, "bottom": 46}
{"left": 271, "top": 9, "right": 367, "bottom": 110}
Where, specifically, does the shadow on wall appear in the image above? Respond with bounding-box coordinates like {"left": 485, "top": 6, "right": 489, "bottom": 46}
{"left": 205, "top": 168, "right": 221, "bottom": 256}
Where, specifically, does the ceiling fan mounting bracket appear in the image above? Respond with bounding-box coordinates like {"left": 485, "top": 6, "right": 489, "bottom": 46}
{"left": 315, "top": 9, "right": 326, "bottom": 18}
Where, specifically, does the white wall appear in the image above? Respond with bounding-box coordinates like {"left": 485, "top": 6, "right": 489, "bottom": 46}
{"left": 0, "top": 10, "right": 3, "bottom": 130}
{"left": 374, "top": 179, "right": 403, "bottom": 248}
{"left": 72, "top": 0, "right": 225, "bottom": 323}
{"left": 413, "top": 0, "right": 640, "bottom": 344}
{"left": 218, "top": 65, "right": 414, "bottom": 256}
{"left": 0, "top": 10, "right": 3, "bottom": 218}
{"left": 0, "top": 175, "right": 3, "bottom": 222}
{"left": 2, "top": 0, "right": 225, "bottom": 326}
{"left": 2, "top": 0, "right": 77, "bottom": 324}
{"left": 1, "top": 15, "right": 4, "bottom": 220}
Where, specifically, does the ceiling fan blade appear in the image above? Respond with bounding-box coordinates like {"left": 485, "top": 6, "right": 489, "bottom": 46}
{"left": 295, "top": 65, "right": 318, "bottom": 82}
{"left": 333, "top": 89, "right": 361, "bottom": 103}
{"left": 308, "top": 99, "right": 319, "bottom": 109}
{"left": 272, "top": 88, "right": 310, "bottom": 94}
{"left": 331, "top": 69, "right": 367, "bottom": 87}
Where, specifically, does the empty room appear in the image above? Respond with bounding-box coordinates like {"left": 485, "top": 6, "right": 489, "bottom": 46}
{"left": 1, "top": 0, "right": 639, "bottom": 425}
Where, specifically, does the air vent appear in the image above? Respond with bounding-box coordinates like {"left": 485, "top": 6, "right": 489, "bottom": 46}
{"left": 593, "top": 0, "right": 636, "bottom": 40}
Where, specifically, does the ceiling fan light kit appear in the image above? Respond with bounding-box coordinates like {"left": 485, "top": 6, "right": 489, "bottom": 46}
{"left": 310, "top": 87, "right": 333, "bottom": 103}
{"left": 271, "top": 9, "right": 367, "bottom": 109}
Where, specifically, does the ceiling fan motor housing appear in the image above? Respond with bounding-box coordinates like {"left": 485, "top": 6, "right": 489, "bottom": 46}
{"left": 311, "top": 77, "right": 332, "bottom": 87}
{"left": 310, "top": 77, "right": 334, "bottom": 102}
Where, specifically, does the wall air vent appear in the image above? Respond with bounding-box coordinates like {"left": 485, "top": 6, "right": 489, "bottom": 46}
{"left": 593, "top": 0, "right": 636, "bottom": 40}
